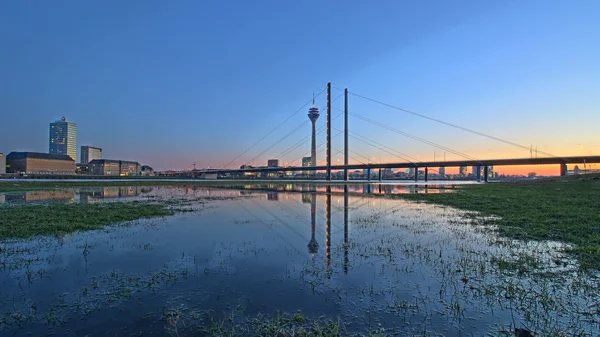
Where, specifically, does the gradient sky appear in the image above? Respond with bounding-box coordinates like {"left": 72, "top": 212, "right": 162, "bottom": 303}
{"left": 1, "top": 1, "right": 598, "bottom": 173}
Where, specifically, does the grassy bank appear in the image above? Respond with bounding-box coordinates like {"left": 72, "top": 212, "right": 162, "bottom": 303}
{"left": 390, "top": 174, "right": 600, "bottom": 269}
{"left": 0, "top": 202, "right": 173, "bottom": 239}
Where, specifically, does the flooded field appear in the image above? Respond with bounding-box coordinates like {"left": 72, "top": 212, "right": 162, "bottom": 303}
{"left": 0, "top": 184, "right": 598, "bottom": 336}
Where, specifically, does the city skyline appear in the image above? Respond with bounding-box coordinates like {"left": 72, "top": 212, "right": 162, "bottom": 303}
{"left": 1, "top": 1, "right": 598, "bottom": 174}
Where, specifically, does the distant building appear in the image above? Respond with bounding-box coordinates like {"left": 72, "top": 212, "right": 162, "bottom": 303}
{"left": 76, "top": 163, "right": 89, "bottom": 174}
{"left": 49, "top": 117, "right": 77, "bottom": 161}
{"left": 472, "top": 166, "right": 482, "bottom": 179}
{"left": 89, "top": 159, "right": 141, "bottom": 176}
{"left": 0, "top": 153, "right": 5, "bottom": 174}
{"left": 439, "top": 167, "right": 446, "bottom": 176}
{"left": 141, "top": 165, "right": 154, "bottom": 176}
{"left": 459, "top": 166, "right": 467, "bottom": 177}
{"left": 81, "top": 146, "right": 102, "bottom": 164}
{"left": 302, "top": 156, "right": 312, "bottom": 175}
{"left": 267, "top": 159, "right": 279, "bottom": 167}
{"left": 6, "top": 152, "right": 75, "bottom": 175}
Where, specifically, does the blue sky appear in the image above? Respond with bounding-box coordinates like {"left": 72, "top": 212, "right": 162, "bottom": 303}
{"left": 1, "top": 0, "right": 598, "bottom": 171}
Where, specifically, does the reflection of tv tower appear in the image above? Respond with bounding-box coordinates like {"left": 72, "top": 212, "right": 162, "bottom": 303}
{"left": 307, "top": 191, "right": 319, "bottom": 255}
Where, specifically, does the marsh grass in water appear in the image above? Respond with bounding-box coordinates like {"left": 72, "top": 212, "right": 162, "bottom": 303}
{"left": 0, "top": 202, "right": 173, "bottom": 239}
{"left": 390, "top": 173, "right": 600, "bottom": 269}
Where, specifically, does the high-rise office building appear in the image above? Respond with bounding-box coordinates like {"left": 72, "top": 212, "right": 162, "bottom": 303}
{"left": 267, "top": 159, "right": 279, "bottom": 167}
{"left": 459, "top": 166, "right": 467, "bottom": 177}
{"left": 49, "top": 117, "right": 77, "bottom": 161}
{"left": 81, "top": 146, "right": 102, "bottom": 164}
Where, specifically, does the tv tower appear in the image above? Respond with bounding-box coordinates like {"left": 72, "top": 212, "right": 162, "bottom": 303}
{"left": 308, "top": 94, "right": 320, "bottom": 175}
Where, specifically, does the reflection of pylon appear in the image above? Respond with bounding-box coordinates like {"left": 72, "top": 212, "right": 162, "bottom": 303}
{"left": 325, "top": 187, "right": 331, "bottom": 267}
{"left": 307, "top": 192, "right": 319, "bottom": 255}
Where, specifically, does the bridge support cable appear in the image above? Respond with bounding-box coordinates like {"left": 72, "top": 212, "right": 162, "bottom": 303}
{"left": 287, "top": 130, "right": 344, "bottom": 167}
{"left": 246, "top": 92, "right": 345, "bottom": 167}
{"left": 349, "top": 112, "right": 480, "bottom": 162}
{"left": 221, "top": 87, "right": 327, "bottom": 169}
{"left": 347, "top": 90, "right": 563, "bottom": 159}
{"left": 274, "top": 111, "right": 344, "bottom": 161}
{"left": 245, "top": 121, "right": 310, "bottom": 166}
{"left": 332, "top": 126, "right": 417, "bottom": 164}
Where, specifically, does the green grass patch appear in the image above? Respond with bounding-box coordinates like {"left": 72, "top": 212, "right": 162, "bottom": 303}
{"left": 389, "top": 174, "right": 600, "bottom": 270}
{"left": 0, "top": 202, "right": 173, "bottom": 239}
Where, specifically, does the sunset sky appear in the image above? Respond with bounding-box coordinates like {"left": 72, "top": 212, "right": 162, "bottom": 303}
{"left": 1, "top": 1, "right": 598, "bottom": 174}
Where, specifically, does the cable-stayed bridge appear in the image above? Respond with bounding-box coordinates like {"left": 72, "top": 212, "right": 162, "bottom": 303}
{"left": 198, "top": 82, "right": 600, "bottom": 181}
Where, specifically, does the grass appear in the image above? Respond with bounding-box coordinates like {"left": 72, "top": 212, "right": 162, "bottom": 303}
{"left": 0, "top": 202, "right": 173, "bottom": 239}
{"left": 388, "top": 173, "right": 600, "bottom": 269}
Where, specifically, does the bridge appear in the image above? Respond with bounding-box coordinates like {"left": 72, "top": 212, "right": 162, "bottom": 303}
{"left": 197, "top": 82, "right": 598, "bottom": 182}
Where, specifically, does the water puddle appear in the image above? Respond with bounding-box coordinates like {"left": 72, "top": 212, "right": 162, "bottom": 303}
{"left": 0, "top": 185, "right": 598, "bottom": 335}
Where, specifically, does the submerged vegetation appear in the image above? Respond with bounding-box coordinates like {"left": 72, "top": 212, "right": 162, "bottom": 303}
{"left": 0, "top": 202, "right": 173, "bottom": 239}
{"left": 391, "top": 173, "right": 600, "bottom": 269}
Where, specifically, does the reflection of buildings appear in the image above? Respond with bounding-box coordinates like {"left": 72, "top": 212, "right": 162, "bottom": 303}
{"left": 5, "top": 190, "right": 75, "bottom": 203}
{"left": 78, "top": 186, "right": 148, "bottom": 203}
{"left": 267, "top": 191, "right": 279, "bottom": 201}
{"left": 307, "top": 191, "right": 319, "bottom": 255}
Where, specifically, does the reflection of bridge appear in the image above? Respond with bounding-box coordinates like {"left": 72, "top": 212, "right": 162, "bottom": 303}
{"left": 302, "top": 186, "right": 350, "bottom": 274}
{"left": 199, "top": 82, "right": 599, "bottom": 181}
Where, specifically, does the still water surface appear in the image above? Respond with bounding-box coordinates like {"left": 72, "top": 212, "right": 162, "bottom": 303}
{"left": 0, "top": 184, "right": 598, "bottom": 336}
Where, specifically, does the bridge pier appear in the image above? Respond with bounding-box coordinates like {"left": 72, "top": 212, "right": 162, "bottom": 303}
{"left": 483, "top": 166, "right": 489, "bottom": 182}
{"left": 560, "top": 163, "right": 567, "bottom": 176}
{"left": 414, "top": 167, "right": 419, "bottom": 182}
{"left": 476, "top": 165, "right": 481, "bottom": 182}
{"left": 367, "top": 168, "right": 371, "bottom": 181}
{"left": 424, "top": 167, "right": 428, "bottom": 182}
{"left": 378, "top": 168, "right": 382, "bottom": 181}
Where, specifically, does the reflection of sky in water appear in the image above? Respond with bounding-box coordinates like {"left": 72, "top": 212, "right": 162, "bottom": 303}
{"left": 0, "top": 186, "right": 597, "bottom": 336}
{"left": 0, "top": 182, "right": 462, "bottom": 205}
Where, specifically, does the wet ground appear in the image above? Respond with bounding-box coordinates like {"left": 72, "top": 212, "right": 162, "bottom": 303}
{"left": 0, "top": 184, "right": 598, "bottom": 336}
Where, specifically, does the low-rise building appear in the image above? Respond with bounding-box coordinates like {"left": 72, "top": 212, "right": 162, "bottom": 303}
{"left": 0, "top": 153, "right": 5, "bottom": 174}
{"left": 80, "top": 146, "right": 102, "bottom": 164}
{"left": 89, "top": 159, "right": 141, "bottom": 176}
{"left": 6, "top": 152, "right": 75, "bottom": 174}
{"left": 141, "top": 165, "right": 154, "bottom": 176}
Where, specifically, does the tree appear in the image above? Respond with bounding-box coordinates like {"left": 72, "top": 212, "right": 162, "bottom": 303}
{"left": 528, "top": 172, "right": 537, "bottom": 178}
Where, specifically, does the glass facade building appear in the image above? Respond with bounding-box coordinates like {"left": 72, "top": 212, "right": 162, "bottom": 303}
{"left": 49, "top": 117, "right": 77, "bottom": 161}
